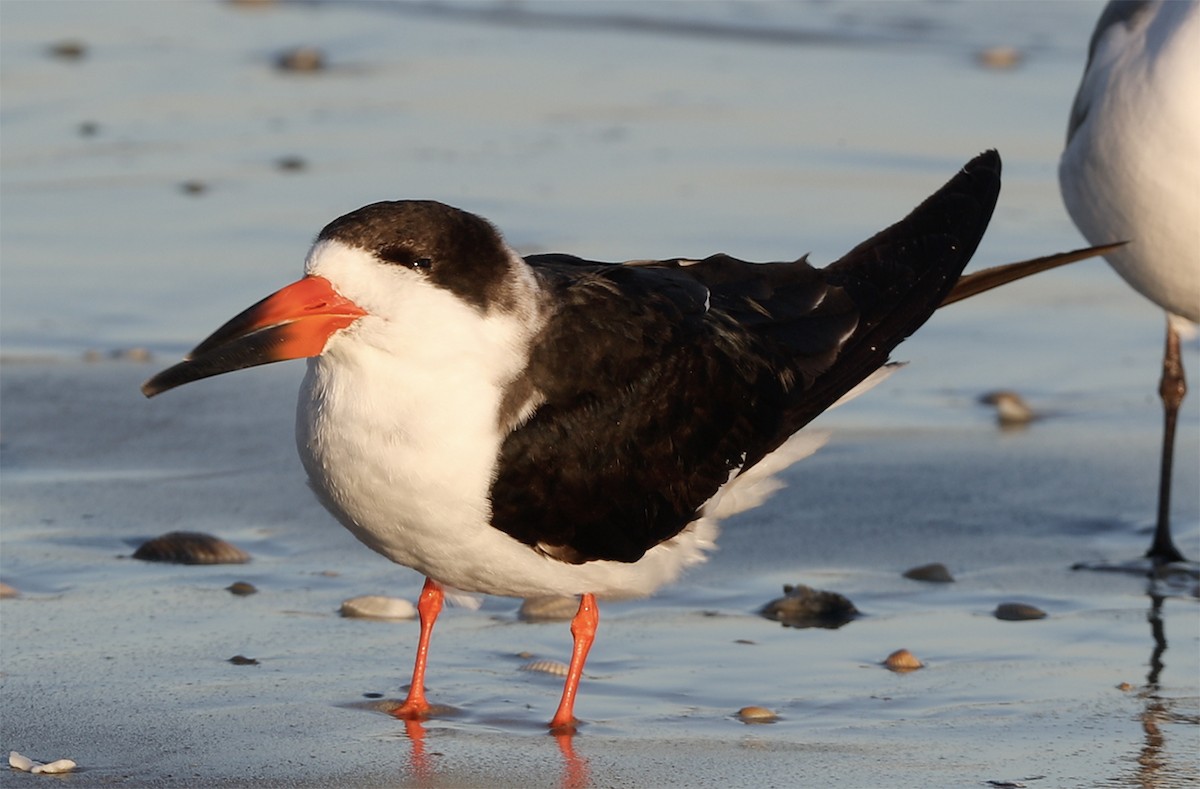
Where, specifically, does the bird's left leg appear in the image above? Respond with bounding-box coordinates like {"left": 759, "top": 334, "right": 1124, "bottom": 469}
{"left": 394, "top": 577, "right": 444, "bottom": 719}
{"left": 1148, "top": 318, "right": 1189, "bottom": 565}
{"left": 548, "top": 593, "right": 599, "bottom": 734}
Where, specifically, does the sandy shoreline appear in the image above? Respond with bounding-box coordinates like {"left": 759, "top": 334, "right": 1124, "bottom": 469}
{"left": 3, "top": 1, "right": 1198, "bottom": 786}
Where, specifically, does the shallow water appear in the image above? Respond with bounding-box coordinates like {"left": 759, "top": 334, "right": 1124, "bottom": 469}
{"left": 2, "top": 2, "right": 1198, "bottom": 787}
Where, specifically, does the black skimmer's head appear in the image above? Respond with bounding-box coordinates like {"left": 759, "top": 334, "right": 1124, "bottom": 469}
{"left": 143, "top": 150, "right": 1100, "bottom": 731}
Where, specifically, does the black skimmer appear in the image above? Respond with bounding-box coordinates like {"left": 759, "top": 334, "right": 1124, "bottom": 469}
{"left": 143, "top": 150, "right": 1097, "bottom": 732}
{"left": 1060, "top": 0, "right": 1199, "bottom": 567}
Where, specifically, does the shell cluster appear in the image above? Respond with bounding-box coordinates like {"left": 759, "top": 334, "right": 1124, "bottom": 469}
{"left": 9, "top": 751, "right": 76, "bottom": 774}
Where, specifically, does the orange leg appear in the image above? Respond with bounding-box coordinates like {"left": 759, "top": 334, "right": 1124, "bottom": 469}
{"left": 393, "top": 577, "right": 444, "bottom": 720}
{"left": 549, "top": 593, "right": 599, "bottom": 734}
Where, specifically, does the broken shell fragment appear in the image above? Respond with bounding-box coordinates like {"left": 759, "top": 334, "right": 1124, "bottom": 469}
{"left": 883, "top": 648, "right": 924, "bottom": 672}
{"left": 133, "top": 531, "right": 250, "bottom": 565}
{"left": 9, "top": 751, "right": 36, "bottom": 771}
{"left": 339, "top": 595, "right": 417, "bottom": 620}
{"left": 227, "top": 581, "right": 257, "bottom": 596}
{"left": 32, "top": 759, "right": 77, "bottom": 774}
{"left": 8, "top": 752, "right": 77, "bottom": 774}
{"left": 994, "top": 602, "right": 1047, "bottom": 621}
{"left": 519, "top": 658, "right": 569, "bottom": 677}
{"left": 736, "top": 706, "right": 779, "bottom": 723}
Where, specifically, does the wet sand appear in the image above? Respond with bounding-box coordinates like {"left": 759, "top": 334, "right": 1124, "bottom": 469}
{"left": 2, "top": 1, "right": 1198, "bottom": 786}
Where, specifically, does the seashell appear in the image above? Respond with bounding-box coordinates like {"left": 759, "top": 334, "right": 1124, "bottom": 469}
{"left": 736, "top": 706, "right": 779, "bottom": 723}
{"left": 979, "top": 390, "right": 1036, "bottom": 426}
{"left": 519, "top": 658, "right": 569, "bottom": 677}
{"left": 760, "top": 584, "right": 859, "bottom": 629}
{"left": 9, "top": 751, "right": 36, "bottom": 771}
{"left": 339, "top": 595, "right": 417, "bottom": 620}
{"left": 994, "top": 602, "right": 1047, "bottom": 621}
{"left": 32, "top": 759, "right": 77, "bottom": 774}
{"left": 902, "top": 562, "right": 954, "bottom": 583}
{"left": 0, "top": 581, "right": 19, "bottom": 599}
{"left": 133, "top": 531, "right": 250, "bottom": 565}
{"left": 1117, "top": 682, "right": 1134, "bottom": 692}
{"left": 976, "top": 45, "right": 1023, "bottom": 70}
{"left": 883, "top": 648, "right": 924, "bottom": 672}
{"left": 518, "top": 595, "right": 579, "bottom": 622}
{"left": 226, "top": 581, "right": 257, "bottom": 596}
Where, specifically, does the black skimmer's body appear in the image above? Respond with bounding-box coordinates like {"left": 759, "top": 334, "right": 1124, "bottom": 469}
{"left": 1059, "top": 0, "right": 1199, "bottom": 567}
{"left": 145, "top": 150, "right": 1085, "bottom": 731}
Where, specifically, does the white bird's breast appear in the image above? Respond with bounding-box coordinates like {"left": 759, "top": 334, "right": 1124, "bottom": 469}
{"left": 1060, "top": 0, "right": 1200, "bottom": 323}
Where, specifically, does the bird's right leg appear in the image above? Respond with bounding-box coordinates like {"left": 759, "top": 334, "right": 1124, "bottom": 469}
{"left": 394, "top": 577, "right": 444, "bottom": 719}
{"left": 1148, "top": 318, "right": 1188, "bottom": 566}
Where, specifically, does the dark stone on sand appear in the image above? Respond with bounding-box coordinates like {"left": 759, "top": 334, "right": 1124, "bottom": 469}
{"left": 133, "top": 531, "right": 250, "bottom": 565}
{"left": 226, "top": 581, "right": 257, "bottom": 596}
{"left": 276, "top": 155, "right": 307, "bottom": 172}
{"left": 759, "top": 583, "right": 859, "bottom": 629}
{"left": 180, "top": 180, "right": 207, "bottom": 195}
{"left": 228, "top": 655, "right": 259, "bottom": 665}
{"left": 903, "top": 562, "right": 955, "bottom": 583}
{"left": 78, "top": 121, "right": 100, "bottom": 137}
{"left": 48, "top": 40, "right": 86, "bottom": 60}
{"left": 994, "top": 602, "right": 1047, "bottom": 621}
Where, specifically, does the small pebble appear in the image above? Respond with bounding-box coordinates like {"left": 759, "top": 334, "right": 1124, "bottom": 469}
{"left": 902, "top": 562, "right": 954, "bottom": 583}
{"left": 228, "top": 655, "right": 259, "bottom": 665}
{"left": 1117, "top": 682, "right": 1134, "bottom": 692}
{"left": 226, "top": 581, "right": 257, "bottom": 596}
{"left": 0, "top": 581, "right": 19, "bottom": 599}
{"left": 47, "top": 40, "right": 86, "bottom": 60}
{"left": 275, "top": 46, "right": 326, "bottom": 72}
{"left": 133, "top": 531, "right": 250, "bottom": 565}
{"left": 78, "top": 121, "right": 100, "bottom": 136}
{"left": 180, "top": 179, "right": 207, "bottom": 195}
{"left": 883, "top": 648, "right": 924, "bottom": 672}
{"left": 976, "top": 45, "right": 1023, "bottom": 70}
{"left": 276, "top": 155, "right": 307, "bottom": 172}
{"left": 518, "top": 595, "right": 579, "bottom": 622}
{"left": 759, "top": 583, "right": 859, "bottom": 629}
{"left": 340, "top": 595, "right": 417, "bottom": 620}
{"left": 736, "top": 706, "right": 779, "bottom": 724}
{"left": 519, "top": 658, "right": 569, "bottom": 677}
{"left": 994, "top": 602, "right": 1047, "bottom": 621}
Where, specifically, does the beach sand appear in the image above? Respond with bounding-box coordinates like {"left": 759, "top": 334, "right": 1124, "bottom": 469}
{"left": 2, "top": 2, "right": 1197, "bottom": 786}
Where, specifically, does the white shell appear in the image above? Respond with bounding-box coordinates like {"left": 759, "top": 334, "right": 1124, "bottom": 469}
{"left": 9, "top": 751, "right": 36, "bottom": 771}
{"left": 339, "top": 595, "right": 417, "bottom": 620}
{"left": 518, "top": 658, "right": 569, "bottom": 677}
{"left": 32, "top": 759, "right": 77, "bottom": 774}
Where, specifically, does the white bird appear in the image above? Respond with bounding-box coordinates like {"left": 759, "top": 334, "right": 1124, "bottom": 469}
{"left": 143, "top": 151, "right": 1099, "bottom": 731}
{"left": 1059, "top": 0, "right": 1200, "bottom": 566}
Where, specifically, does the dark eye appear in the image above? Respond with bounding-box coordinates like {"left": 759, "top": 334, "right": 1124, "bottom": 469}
{"left": 379, "top": 246, "right": 433, "bottom": 271}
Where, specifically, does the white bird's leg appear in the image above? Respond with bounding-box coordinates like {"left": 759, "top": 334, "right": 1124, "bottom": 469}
{"left": 1149, "top": 319, "right": 1188, "bottom": 566}
{"left": 549, "top": 593, "right": 599, "bottom": 734}
{"left": 394, "top": 577, "right": 444, "bottom": 719}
